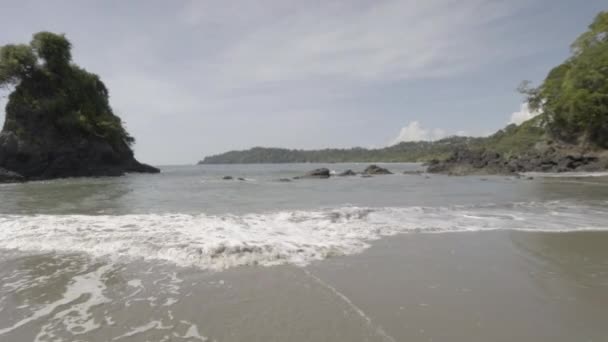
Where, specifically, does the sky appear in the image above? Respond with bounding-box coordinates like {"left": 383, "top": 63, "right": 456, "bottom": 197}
{"left": 0, "top": 0, "right": 606, "bottom": 165}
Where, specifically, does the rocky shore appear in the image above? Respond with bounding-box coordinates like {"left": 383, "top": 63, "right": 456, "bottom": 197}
{"left": 426, "top": 146, "right": 608, "bottom": 175}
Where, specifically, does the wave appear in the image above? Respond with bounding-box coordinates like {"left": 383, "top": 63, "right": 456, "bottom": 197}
{"left": 522, "top": 171, "right": 608, "bottom": 178}
{"left": 1, "top": 202, "right": 607, "bottom": 270}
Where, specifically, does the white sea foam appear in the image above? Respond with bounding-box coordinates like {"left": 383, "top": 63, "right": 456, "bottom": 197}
{"left": 0, "top": 202, "right": 607, "bottom": 270}
{"left": 522, "top": 171, "right": 608, "bottom": 178}
{"left": 112, "top": 320, "right": 172, "bottom": 340}
{"left": 0, "top": 263, "right": 112, "bottom": 339}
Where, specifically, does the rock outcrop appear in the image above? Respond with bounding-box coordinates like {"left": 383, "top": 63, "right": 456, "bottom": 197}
{"left": 338, "top": 169, "right": 357, "bottom": 176}
{"left": 0, "top": 32, "right": 159, "bottom": 182}
{"left": 363, "top": 165, "right": 392, "bottom": 175}
{"left": 299, "top": 168, "right": 331, "bottom": 179}
{"left": 426, "top": 147, "right": 608, "bottom": 175}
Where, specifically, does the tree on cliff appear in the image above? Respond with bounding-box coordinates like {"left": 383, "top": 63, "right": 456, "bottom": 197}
{"left": 0, "top": 32, "right": 157, "bottom": 181}
{"left": 0, "top": 32, "right": 134, "bottom": 147}
{"left": 523, "top": 11, "right": 608, "bottom": 148}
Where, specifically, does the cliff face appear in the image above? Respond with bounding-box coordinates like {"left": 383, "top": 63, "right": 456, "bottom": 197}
{"left": 0, "top": 32, "right": 158, "bottom": 182}
{"left": 0, "top": 123, "right": 158, "bottom": 181}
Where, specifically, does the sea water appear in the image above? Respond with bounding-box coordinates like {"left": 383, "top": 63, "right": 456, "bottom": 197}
{"left": 1, "top": 163, "right": 607, "bottom": 341}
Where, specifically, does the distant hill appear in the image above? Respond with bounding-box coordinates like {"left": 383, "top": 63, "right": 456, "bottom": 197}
{"left": 199, "top": 119, "right": 545, "bottom": 164}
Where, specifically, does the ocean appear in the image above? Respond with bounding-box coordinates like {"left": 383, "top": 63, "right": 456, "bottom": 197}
{"left": 1, "top": 163, "right": 607, "bottom": 341}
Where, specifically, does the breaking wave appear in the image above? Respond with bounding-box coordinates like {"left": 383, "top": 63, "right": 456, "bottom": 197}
{"left": 1, "top": 201, "right": 606, "bottom": 270}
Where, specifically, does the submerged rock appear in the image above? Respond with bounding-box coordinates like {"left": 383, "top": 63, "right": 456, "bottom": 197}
{"left": 277, "top": 178, "right": 292, "bottom": 182}
{"left": 363, "top": 165, "right": 392, "bottom": 175}
{"left": 222, "top": 176, "right": 234, "bottom": 180}
{"left": 338, "top": 169, "right": 357, "bottom": 176}
{"left": 301, "top": 168, "right": 331, "bottom": 179}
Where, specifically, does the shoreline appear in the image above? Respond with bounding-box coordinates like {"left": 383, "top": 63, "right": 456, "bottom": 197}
{"left": 2, "top": 230, "right": 607, "bottom": 341}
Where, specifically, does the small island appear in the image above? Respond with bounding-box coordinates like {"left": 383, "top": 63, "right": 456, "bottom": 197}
{"left": 0, "top": 32, "right": 158, "bottom": 183}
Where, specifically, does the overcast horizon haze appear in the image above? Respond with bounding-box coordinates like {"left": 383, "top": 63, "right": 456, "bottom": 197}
{"left": 1, "top": 0, "right": 606, "bottom": 165}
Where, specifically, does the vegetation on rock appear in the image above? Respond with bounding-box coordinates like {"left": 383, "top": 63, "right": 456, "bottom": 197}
{"left": 0, "top": 32, "right": 157, "bottom": 181}
{"left": 522, "top": 11, "right": 608, "bottom": 148}
{"left": 0, "top": 32, "right": 134, "bottom": 148}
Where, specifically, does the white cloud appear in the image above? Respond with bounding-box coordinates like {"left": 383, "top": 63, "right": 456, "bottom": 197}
{"left": 509, "top": 103, "right": 541, "bottom": 125}
{"left": 392, "top": 121, "right": 449, "bottom": 144}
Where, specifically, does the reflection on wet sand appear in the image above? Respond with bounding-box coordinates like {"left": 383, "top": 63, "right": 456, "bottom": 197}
{"left": 1, "top": 231, "right": 608, "bottom": 342}
{"left": 510, "top": 231, "right": 608, "bottom": 303}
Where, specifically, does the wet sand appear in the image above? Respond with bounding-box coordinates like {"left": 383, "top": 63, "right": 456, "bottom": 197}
{"left": 2, "top": 230, "right": 607, "bottom": 341}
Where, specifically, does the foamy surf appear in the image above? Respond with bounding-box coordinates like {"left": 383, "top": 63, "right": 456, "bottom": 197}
{"left": 0, "top": 202, "right": 607, "bottom": 270}
{"left": 522, "top": 171, "right": 608, "bottom": 178}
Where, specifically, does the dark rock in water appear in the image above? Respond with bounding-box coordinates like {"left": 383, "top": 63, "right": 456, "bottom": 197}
{"left": 237, "top": 177, "right": 246, "bottom": 181}
{"left": 278, "top": 178, "right": 292, "bottom": 182}
{"left": 0, "top": 131, "right": 159, "bottom": 181}
{"left": 363, "top": 165, "right": 392, "bottom": 175}
{"left": 338, "top": 169, "right": 357, "bottom": 176}
{"left": 222, "top": 176, "right": 234, "bottom": 180}
{"left": 301, "top": 168, "right": 331, "bottom": 179}
{"left": 0, "top": 167, "right": 25, "bottom": 183}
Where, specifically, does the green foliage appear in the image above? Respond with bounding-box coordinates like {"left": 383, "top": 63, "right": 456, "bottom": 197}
{"left": 0, "top": 44, "right": 37, "bottom": 88}
{"left": 572, "top": 12, "right": 608, "bottom": 55}
{"left": 479, "top": 115, "right": 545, "bottom": 157}
{"left": 30, "top": 32, "right": 72, "bottom": 73}
{"left": 0, "top": 32, "right": 134, "bottom": 147}
{"left": 526, "top": 11, "right": 608, "bottom": 147}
